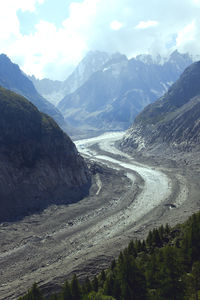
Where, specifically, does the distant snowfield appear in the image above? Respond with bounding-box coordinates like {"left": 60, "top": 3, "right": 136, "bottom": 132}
{"left": 75, "top": 131, "right": 171, "bottom": 226}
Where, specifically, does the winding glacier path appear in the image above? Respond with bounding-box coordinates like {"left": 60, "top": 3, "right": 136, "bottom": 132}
{"left": 75, "top": 131, "right": 172, "bottom": 234}
{"left": 0, "top": 132, "right": 174, "bottom": 300}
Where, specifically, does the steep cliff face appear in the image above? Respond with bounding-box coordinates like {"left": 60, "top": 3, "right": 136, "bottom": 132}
{"left": 0, "top": 87, "right": 90, "bottom": 222}
{"left": 121, "top": 61, "right": 200, "bottom": 152}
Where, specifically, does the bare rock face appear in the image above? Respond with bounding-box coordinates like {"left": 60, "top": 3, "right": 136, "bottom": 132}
{"left": 121, "top": 61, "right": 200, "bottom": 153}
{"left": 0, "top": 87, "right": 90, "bottom": 222}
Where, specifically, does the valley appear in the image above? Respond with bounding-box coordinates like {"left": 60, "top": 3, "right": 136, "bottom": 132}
{"left": 0, "top": 3, "right": 200, "bottom": 299}
{"left": 0, "top": 132, "right": 198, "bottom": 299}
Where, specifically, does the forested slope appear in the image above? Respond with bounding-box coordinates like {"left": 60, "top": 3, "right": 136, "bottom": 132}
{"left": 19, "top": 210, "right": 200, "bottom": 300}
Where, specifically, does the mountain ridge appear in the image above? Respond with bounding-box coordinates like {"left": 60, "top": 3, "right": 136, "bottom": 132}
{"left": 57, "top": 50, "right": 193, "bottom": 132}
{"left": 0, "top": 54, "right": 69, "bottom": 132}
{"left": 29, "top": 50, "right": 111, "bottom": 105}
{"left": 121, "top": 61, "right": 200, "bottom": 153}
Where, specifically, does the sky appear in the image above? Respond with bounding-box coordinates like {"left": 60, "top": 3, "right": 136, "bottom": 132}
{"left": 0, "top": 0, "right": 200, "bottom": 80}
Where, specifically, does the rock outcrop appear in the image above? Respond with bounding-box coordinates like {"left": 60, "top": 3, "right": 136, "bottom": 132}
{"left": 0, "top": 87, "right": 90, "bottom": 222}
{"left": 121, "top": 61, "right": 200, "bottom": 153}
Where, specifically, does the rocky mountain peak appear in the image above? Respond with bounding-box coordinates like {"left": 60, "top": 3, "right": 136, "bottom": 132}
{"left": 168, "top": 50, "right": 192, "bottom": 72}
{"left": 136, "top": 54, "right": 155, "bottom": 65}
{"left": 107, "top": 52, "right": 127, "bottom": 64}
{"left": 82, "top": 50, "right": 110, "bottom": 65}
{"left": 0, "top": 54, "right": 33, "bottom": 92}
{"left": 0, "top": 53, "right": 15, "bottom": 64}
{"left": 63, "top": 50, "right": 111, "bottom": 92}
{"left": 0, "top": 53, "right": 13, "bottom": 64}
{"left": 29, "top": 51, "right": 111, "bottom": 105}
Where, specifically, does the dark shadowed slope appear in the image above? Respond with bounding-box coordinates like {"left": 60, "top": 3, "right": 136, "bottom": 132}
{"left": 0, "top": 87, "right": 90, "bottom": 222}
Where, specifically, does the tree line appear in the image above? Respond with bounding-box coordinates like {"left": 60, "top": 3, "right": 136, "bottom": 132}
{"left": 19, "top": 211, "right": 200, "bottom": 300}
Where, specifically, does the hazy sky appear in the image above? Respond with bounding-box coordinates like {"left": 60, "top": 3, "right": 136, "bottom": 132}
{"left": 1, "top": 0, "right": 200, "bottom": 80}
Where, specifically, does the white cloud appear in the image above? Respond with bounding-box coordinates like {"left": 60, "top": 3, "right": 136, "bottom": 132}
{"left": 0, "top": 0, "right": 45, "bottom": 39}
{"left": 176, "top": 20, "right": 196, "bottom": 47}
{"left": 175, "top": 20, "right": 200, "bottom": 55}
{"left": 17, "top": 0, "right": 45, "bottom": 12}
{"left": 192, "top": 0, "right": 200, "bottom": 5}
{"left": 110, "top": 20, "right": 124, "bottom": 30}
{"left": 135, "top": 20, "right": 158, "bottom": 29}
{"left": 1, "top": 0, "right": 200, "bottom": 79}
{"left": 0, "top": 0, "right": 96, "bottom": 79}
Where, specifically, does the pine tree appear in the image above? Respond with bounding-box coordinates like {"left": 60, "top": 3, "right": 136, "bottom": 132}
{"left": 92, "top": 275, "right": 99, "bottom": 292}
{"left": 156, "top": 247, "right": 184, "bottom": 300}
{"left": 82, "top": 276, "right": 92, "bottom": 295}
{"left": 104, "top": 274, "right": 115, "bottom": 296}
{"left": 20, "top": 283, "right": 44, "bottom": 300}
{"left": 63, "top": 280, "right": 72, "bottom": 300}
{"left": 99, "top": 269, "right": 106, "bottom": 286}
{"left": 146, "top": 230, "right": 153, "bottom": 252}
{"left": 128, "top": 240, "right": 136, "bottom": 257}
{"left": 118, "top": 254, "right": 147, "bottom": 300}
{"left": 111, "top": 259, "right": 116, "bottom": 271}
{"left": 71, "top": 274, "right": 81, "bottom": 300}
{"left": 152, "top": 228, "right": 162, "bottom": 248}
{"left": 191, "top": 261, "right": 200, "bottom": 300}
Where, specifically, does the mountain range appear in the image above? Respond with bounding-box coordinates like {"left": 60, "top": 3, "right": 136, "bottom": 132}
{"left": 30, "top": 50, "right": 193, "bottom": 133}
{"left": 59, "top": 51, "right": 193, "bottom": 132}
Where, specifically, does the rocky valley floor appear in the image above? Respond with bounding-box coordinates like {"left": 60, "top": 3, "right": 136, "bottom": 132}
{"left": 0, "top": 132, "right": 200, "bottom": 299}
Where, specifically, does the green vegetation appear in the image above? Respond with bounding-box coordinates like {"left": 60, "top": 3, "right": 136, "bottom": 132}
{"left": 0, "top": 86, "right": 68, "bottom": 167}
{"left": 19, "top": 211, "right": 200, "bottom": 300}
{"left": 18, "top": 283, "right": 44, "bottom": 300}
{"left": 0, "top": 86, "right": 61, "bottom": 143}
